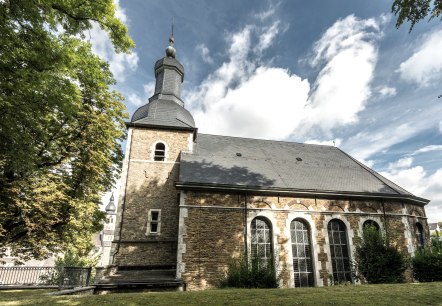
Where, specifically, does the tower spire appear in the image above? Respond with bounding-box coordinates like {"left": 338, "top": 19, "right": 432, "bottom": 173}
{"left": 165, "top": 17, "right": 176, "bottom": 58}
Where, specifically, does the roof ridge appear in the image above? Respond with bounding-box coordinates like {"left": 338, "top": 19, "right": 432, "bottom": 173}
{"left": 198, "top": 133, "right": 337, "bottom": 148}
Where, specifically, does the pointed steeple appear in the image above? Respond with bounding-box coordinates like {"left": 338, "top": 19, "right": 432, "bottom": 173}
{"left": 105, "top": 194, "right": 116, "bottom": 213}
{"left": 129, "top": 27, "right": 196, "bottom": 132}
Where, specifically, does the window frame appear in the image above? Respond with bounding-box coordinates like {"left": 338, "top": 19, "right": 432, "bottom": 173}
{"left": 415, "top": 222, "right": 425, "bottom": 248}
{"left": 327, "top": 219, "right": 352, "bottom": 284}
{"left": 290, "top": 218, "right": 315, "bottom": 287}
{"left": 250, "top": 217, "right": 273, "bottom": 266}
{"left": 146, "top": 209, "right": 161, "bottom": 235}
{"left": 153, "top": 142, "right": 166, "bottom": 161}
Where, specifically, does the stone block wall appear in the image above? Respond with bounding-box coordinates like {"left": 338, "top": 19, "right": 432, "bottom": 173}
{"left": 112, "top": 128, "right": 193, "bottom": 266}
{"left": 178, "top": 191, "right": 428, "bottom": 290}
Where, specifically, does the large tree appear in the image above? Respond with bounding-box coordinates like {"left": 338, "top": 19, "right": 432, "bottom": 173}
{"left": 0, "top": 0, "right": 134, "bottom": 262}
{"left": 392, "top": 0, "right": 442, "bottom": 31}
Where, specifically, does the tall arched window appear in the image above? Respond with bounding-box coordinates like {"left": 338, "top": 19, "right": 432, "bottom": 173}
{"left": 363, "top": 220, "right": 380, "bottom": 231}
{"left": 291, "top": 219, "right": 314, "bottom": 287}
{"left": 251, "top": 218, "right": 273, "bottom": 265}
{"left": 328, "top": 219, "right": 352, "bottom": 284}
{"left": 154, "top": 142, "right": 166, "bottom": 161}
{"left": 415, "top": 222, "right": 425, "bottom": 248}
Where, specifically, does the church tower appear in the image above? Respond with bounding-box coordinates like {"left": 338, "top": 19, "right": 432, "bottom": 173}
{"left": 111, "top": 35, "right": 196, "bottom": 270}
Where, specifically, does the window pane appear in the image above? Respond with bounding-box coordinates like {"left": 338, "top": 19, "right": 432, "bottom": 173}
{"left": 416, "top": 223, "right": 425, "bottom": 247}
{"left": 291, "top": 219, "right": 314, "bottom": 287}
{"left": 151, "top": 211, "right": 159, "bottom": 221}
{"left": 150, "top": 223, "right": 158, "bottom": 233}
{"left": 154, "top": 143, "right": 166, "bottom": 161}
{"left": 328, "top": 219, "right": 352, "bottom": 284}
{"left": 251, "top": 218, "right": 273, "bottom": 265}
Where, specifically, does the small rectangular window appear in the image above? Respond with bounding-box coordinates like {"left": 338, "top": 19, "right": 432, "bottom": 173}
{"left": 147, "top": 209, "right": 161, "bottom": 235}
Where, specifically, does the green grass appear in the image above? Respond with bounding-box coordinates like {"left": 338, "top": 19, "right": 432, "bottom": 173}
{"left": 1, "top": 283, "right": 441, "bottom": 306}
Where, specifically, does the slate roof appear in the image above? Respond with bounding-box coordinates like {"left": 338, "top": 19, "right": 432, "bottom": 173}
{"left": 130, "top": 99, "right": 195, "bottom": 129}
{"left": 178, "top": 134, "right": 428, "bottom": 204}
{"left": 154, "top": 57, "right": 184, "bottom": 77}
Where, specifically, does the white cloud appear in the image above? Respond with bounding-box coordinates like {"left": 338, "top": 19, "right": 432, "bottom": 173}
{"left": 255, "top": 21, "right": 280, "bottom": 54}
{"left": 252, "top": 3, "right": 280, "bottom": 21}
{"left": 88, "top": 1, "right": 138, "bottom": 82}
{"left": 378, "top": 86, "right": 396, "bottom": 97}
{"left": 193, "top": 66, "right": 309, "bottom": 139}
{"left": 127, "top": 93, "right": 143, "bottom": 106}
{"left": 300, "top": 15, "right": 385, "bottom": 135}
{"left": 114, "top": 0, "right": 127, "bottom": 23}
{"left": 126, "top": 81, "right": 155, "bottom": 107}
{"left": 439, "top": 121, "right": 442, "bottom": 134}
{"left": 387, "top": 157, "right": 413, "bottom": 172}
{"left": 411, "top": 145, "right": 442, "bottom": 155}
{"left": 196, "top": 44, "right": 214, "bottom": 64}
{"left": 186, "top": 14, "right": 385, "bottom": 140}
{"left": 144, "top": 82, "right": 155, "bottom": 97}
{"left": 90, "top": 24, "right": 139, "bottom": 82}
{"left": 380, "top": 162, "right": 442, "bottom": 222}
{"left": 398, "top": 29, "right": 442, "bottom": 87}
{"left": 305, "top": 138, "right": 342, "bottom": 147}
{"left": 344, "top": 122, "right": 424, "bottom": 162}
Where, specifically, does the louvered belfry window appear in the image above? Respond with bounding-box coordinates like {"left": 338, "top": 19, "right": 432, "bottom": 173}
{"left": 328, "top": 219, "right": 352, "bottom": 284}
{"left": 154, "top": 142, "right": 166, "bottom": 161}
{"left": 251, "top": 218, "right": 272, "bottom": 265}
{"left": 291, "top": 219, "right": 314, "bottom": 287}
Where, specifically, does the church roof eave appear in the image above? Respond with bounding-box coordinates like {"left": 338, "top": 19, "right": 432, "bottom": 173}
{"left": 125, "top": 121, "right": 198, "bottom": 139}
{"left": 174, "top": 181, "right": 430, "bottom": 206}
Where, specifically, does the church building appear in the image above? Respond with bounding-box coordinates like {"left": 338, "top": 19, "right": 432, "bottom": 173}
{"left": 108, "top": 36, "right": 430, "bottom": 290}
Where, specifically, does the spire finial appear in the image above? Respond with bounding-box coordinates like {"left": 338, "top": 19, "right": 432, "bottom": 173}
{"left": 166, "top": 17, "right": 176, "bottom": 58}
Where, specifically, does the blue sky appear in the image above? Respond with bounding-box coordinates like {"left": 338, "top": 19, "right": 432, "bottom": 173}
{"left": 92, "top": 0, "right": 442, "bottom": 222}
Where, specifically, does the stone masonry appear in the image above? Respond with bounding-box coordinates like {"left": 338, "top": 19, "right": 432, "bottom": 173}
{"left": 111, "top": 128, "right": 193, "bottom": 266}
{"left": 177, "top": 192, "right": 429, "bottom": 290}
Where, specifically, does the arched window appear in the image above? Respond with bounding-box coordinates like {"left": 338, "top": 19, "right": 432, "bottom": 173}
{"left": 291, "top": 219, "right": 314, "bottom": 287}
{"left": 415, "top": 222, "right": 425, "bottom": 248}
{"left": 363, "top": 220, "right": 380, "bottom": 231}
{"left": 251, "top": 218, "right": 273, "bottom": 265}
{"left": 154, "top": 142, "right": 166, "bottom": 161}
{"left": 328, "top": 219, "right": 352, "bottom": 284}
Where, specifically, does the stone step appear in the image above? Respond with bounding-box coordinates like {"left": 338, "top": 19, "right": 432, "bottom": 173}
{"left": 99, "top": 269, "right": 176, "bottom": 283}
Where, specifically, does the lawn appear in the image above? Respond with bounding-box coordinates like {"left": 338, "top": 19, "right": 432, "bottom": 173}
{"left": 0, "top": 283, "right": 441, "bottom": 306}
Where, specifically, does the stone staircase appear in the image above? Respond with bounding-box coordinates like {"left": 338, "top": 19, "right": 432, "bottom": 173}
{"left": 94, "top": 265, "right": 184, "bottom": 293}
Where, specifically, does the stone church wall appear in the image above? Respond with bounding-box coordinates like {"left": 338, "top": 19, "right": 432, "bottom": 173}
{"left": 112, "top": 128, "right": 193, "bottom": 266}
{"left": 178, "top": 191, "right": 428, "bottom": 290}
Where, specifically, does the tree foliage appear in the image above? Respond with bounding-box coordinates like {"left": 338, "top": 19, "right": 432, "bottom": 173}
{"left": 412, "top": 239, "right": 442, "bottom": 282}
{"left": 354, "top": 226, "right": 407, "bottom": 284}
{"left": 392, "top": 0, "right": 442, "bottom": 31}
{"left": 0, "top": 0, "right": 134, "bottom": 262}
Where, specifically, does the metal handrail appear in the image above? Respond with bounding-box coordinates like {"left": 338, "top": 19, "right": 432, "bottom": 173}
{"left": 0, "top": 266, "right": 92, "bottom": 290}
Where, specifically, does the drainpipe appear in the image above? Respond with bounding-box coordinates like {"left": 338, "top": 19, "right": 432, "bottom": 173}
{"left": 244, "top": 193, "right": 248, "bottom": 260}
{"left": 381, "top": 200, "right": 389, "bottom": 243}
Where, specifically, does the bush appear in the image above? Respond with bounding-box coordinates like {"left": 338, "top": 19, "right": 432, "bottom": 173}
{"left": 221, "top": 253, "right": 279, "bottom": 288}
{"left": 354, "top": 226, "right": 406, "bottom": 283}
{"left": 412, "top": 239, "right": 442, "bottom": 282}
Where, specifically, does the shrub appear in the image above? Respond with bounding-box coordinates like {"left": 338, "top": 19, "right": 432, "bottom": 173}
{"left": 354, "top": 226, "right": 406, "bottom": 283}
{"left": 221, "top": 253, "right": 279, "bottom": 288}
{"left": 412, "top": 239, "right": 442, "bottom": 282}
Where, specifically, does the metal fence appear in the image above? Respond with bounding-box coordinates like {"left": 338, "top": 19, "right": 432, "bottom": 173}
{"left": 0, "top": 266, "right": 92, "bottom": 289}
